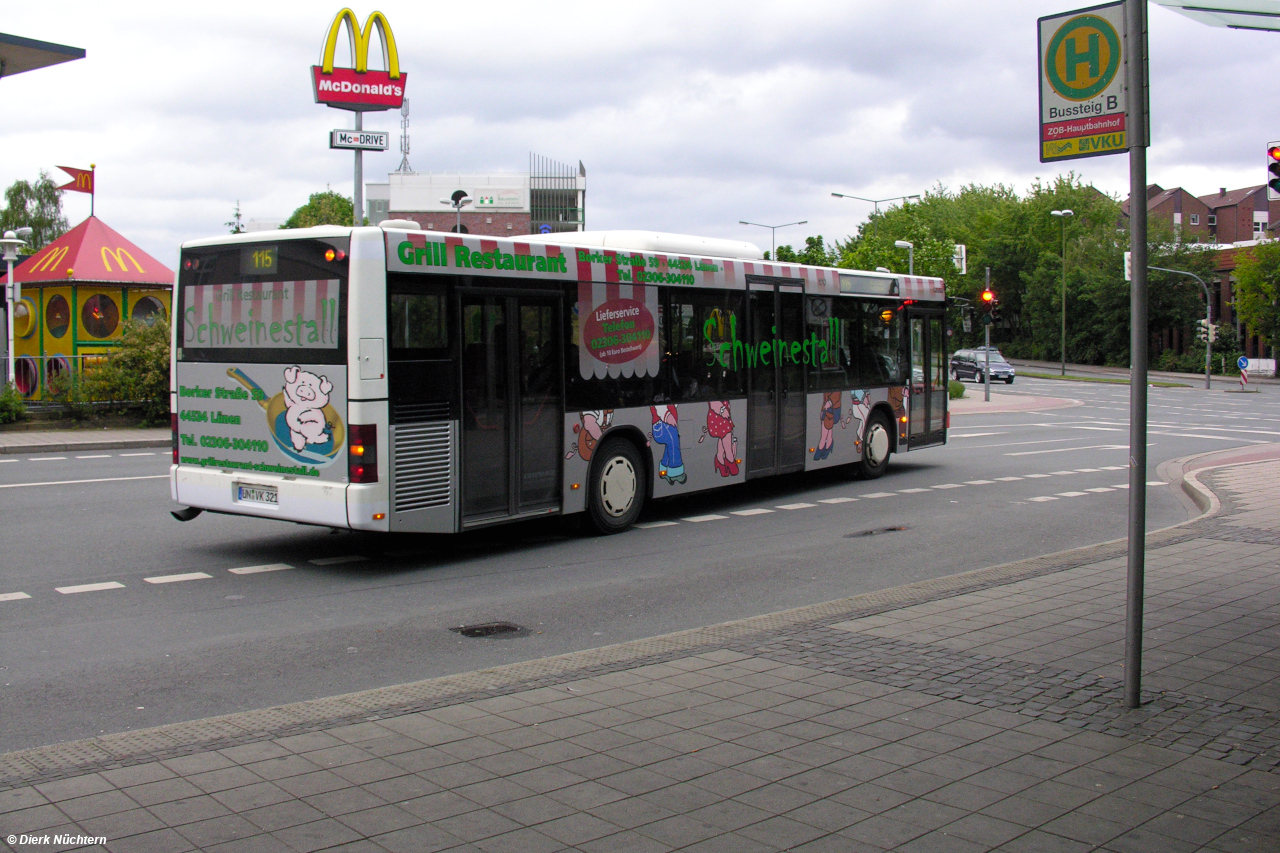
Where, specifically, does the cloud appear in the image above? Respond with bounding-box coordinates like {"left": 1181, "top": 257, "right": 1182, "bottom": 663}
{"left": 4, "top": 1, "right": 1278, "bottom": 261}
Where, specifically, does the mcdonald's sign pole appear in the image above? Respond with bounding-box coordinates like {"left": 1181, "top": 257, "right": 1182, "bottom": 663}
{"left": 311, "top": 9, "right": 407, "bottom": 227}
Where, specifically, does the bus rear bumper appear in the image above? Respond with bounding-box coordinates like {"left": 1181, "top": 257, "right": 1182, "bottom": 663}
{"left": 171, "top": 465, "right": 351, "bottom": 528}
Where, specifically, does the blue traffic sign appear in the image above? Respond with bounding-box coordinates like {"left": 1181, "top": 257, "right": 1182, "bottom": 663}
{"left": 1239, "top": 355, "right": 1250, "bottom": 370}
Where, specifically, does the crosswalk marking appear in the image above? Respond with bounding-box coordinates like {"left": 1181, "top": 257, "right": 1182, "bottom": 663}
{"left": 144, "top": 572, "right": 212, "bottom": 584}
{"left": 228, "top": 563, "right": 293, "bottom": 575}
{"left": 57, "top": 581, "right": 125, "bottom": 594}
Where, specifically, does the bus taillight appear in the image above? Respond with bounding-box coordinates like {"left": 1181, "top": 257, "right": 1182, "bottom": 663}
{"left": 348, "top": 424, "right": 378, "bottom": 483}
{"left": 171, "top": 412, "right": 179, "bottom": 463}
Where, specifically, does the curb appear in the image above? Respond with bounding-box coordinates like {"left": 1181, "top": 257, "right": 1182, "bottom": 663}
{"left": 0, "top": 438, "right": 171, "bottom": 455}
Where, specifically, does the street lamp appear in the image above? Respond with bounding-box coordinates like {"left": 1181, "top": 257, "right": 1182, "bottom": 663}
{"left": 1050, "top": 210, "right": 1074, "bottom": 377}
{"left": 893, "top": 240, "right": 914, "bottom": 275}
{"left": 1, "top": 228, "right": 31, "bottom": 388}
{"left": 739, "top": 219, "right": 807, "bottom": 260}
{"left": 440, "top": 190, "right": 473, "bottom": 233}
{"left": 1150, "top": 265, "right": 1214, "bottom": 391}
{"left": 830, "top": 192, "right": 921, "bottom": 214}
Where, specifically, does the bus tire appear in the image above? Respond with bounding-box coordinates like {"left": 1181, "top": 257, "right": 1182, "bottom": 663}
{"left": 587, "top": 438, "right": 645, "bottom": 534}
{"left": 856, "top": 412, "right": 892, "bottom": 480}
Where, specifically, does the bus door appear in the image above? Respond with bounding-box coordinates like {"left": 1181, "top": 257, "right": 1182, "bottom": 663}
{"left": 746, "top": 277, "right": 807, "bottom": 477}
{"left": 906, "top": 308, "right": 947, "bottom": 448}
{"left": 459, "top": 291, "right": 563, "bottom": 525}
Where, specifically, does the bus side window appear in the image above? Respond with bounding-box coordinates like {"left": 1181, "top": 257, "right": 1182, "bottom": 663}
{"left": 807, "top": 296, "right": 855, "bottom": 392}
{"left": 854, "top": 301, "right": 903, "bottom": 386}
{"left": 390, "top": 291, "right": 446, "bottom": 351}
{"left": 665, "top": 289, "right": 746, "bottom": 402}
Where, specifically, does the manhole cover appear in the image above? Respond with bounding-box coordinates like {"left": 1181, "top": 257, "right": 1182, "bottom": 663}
{"left": 451, "top": 621, "right": 525, "bottom": 638}
{"left": 845, "top": 526, "right": 908, "bottom": 538}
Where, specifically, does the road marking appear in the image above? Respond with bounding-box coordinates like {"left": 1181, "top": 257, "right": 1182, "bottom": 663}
{"left": 0, "top": 459, "right": 14, "bottom": 463}
{"left": 1112, "top": 483, "right": 1130, "bottom": 489}
{"left": 1005, "top": 444, "right": 1127, "bottom": 457}
{"left": 950, "top": 432, "right": 1007, "bottom": 438}
{"left": 75, "top": 454, "right": 111, "bottom": 459}
{"left": 1050, "top": 471, "right": 1076, "bottom": 476}
{"left": 228, "top": 563, "right": 293, "bottom": 575}
{"left": 995, "top": 476, "right": 1023, "bottom": 481}
{"left": 731, "top": 508, "right": 774, "bottom": 516}
{"left": 1086, "top": 487, "right": 1115, "bottom": 493}
{"left": 28, "top": 456, "right": 67, "bottom": 461}
{"left": 1056, "top": 491, "right": 1088, "bottom": 497}
{"left": 1101, "top": 465, "right": 1126, "bottom": 470}
{"left": 776, "top": 503, "right": 817, "bottom": 510}
{"left": 57, "top": 581, "right": 125, "bottom": 594}
{"left": 1026, "top": 473, "right": 1052, "bottom": 478}
{"left": 309, "top": 555, "right": 370, "bottom": 565}
{"left": 144, "top": 572, "right": 212, "bottom": 584}
{"left": 0, "top": 475, "right": 168, "bottom": 490}
{"left": 0, "top": 592, "right": 31, "bottom": 602}
{"left": 818, "top": 497, "right": 857, "bottom": 504}
{"left": 1150, "top": 431, "right": 1259, "bottom": 442}
{"left": 899, "top": 488, "right": 931, "bottom": 493}
{"left": 1147, "top": 481, "right": 1165, "bottom": 486}
{"left": 636, "top": 521, "right": 679, "bottom": 529}
{"left": 965, "top": 480, "right": 995, "bottom": 485}
{"left": 860, "top": 493, "right": 896, "bottom": 499}
{"left": 932, "top": 484, "right": 964, "bottom": 490}
{"left": 119, "top": 452, "right": 156, "bottom": 457}
{"left": 1074, "top": 468, "right": 1100, "bottom": 472}
{"left": 1072, "top": 426, "right": 1124, "bottom": 431}
{"left": 1029, "top": 496, "right": 1058, "bottom": 502}
{"left": 683, "top": 514, "right": 729, "bottom": 522}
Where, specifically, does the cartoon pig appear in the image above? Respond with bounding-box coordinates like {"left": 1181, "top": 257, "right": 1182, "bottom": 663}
{"left": 283, "top": 366, "right": 333, "bottom": 452}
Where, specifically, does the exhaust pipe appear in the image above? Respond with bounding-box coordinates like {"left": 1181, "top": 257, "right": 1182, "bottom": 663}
{"left": 171, "top": 506, "right": 203, "bottom": 522}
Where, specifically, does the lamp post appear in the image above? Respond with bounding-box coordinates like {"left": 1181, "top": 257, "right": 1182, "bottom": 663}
{"left": 1, "top": 228, "right": 31, "bottom": 387}
{"left": 1150, "top": 266, "right": 1213, "bottom": 391}
{"left": 830, "top": 192, "right": 921, "bottom": 214}
{"left": 1050, "top": 210, "right": 1074, "bottom": 376}
{"left": 440, "top": 190, "right": 473, "bottom": 233}
{"left": 739, "top": 219, "right": 807, "bottom": 260}
{"left": 893, "top": 240, "right": 914, "bottom": 275}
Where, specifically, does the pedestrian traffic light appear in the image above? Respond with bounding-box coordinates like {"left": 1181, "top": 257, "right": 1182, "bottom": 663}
{"left": 1268, "top": 142, "right": 1280, "bottom": 201}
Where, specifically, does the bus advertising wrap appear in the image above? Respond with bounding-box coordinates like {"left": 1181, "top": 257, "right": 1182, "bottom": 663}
{"left": 182, "top": 280, "right": 341, "bottom": 350}
{"left": 575, "top": 283, "right": 661, "bottom": 379}
{"left": 176, "top": 362, "right": 348, "bottom": 482}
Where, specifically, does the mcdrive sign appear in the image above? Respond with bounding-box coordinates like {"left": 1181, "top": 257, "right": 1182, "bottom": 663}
{"left": 311, "top": 8, "right": 407, "bottom": 111}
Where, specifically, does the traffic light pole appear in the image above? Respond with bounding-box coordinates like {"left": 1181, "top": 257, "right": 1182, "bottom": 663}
{"left": 984, "top": 267, "right": 991, "bottom": 403}
{"left": 1124, "top": 0, "right": 1150, "bottom": 712}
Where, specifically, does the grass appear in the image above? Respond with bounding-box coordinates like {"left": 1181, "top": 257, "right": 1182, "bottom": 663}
{"left": 1019, "top": 370, "right": 1187, "bottom": 388}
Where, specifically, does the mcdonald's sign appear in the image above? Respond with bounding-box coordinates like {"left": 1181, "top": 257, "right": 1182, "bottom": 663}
{"left": 311, "top": 8, "right": 406, "bottom": 111}
{"left": 101, "top": 246, "right": 145, "bottom": 274}
{"left": 29, "top": 245, "right": 70, "bottom": 274}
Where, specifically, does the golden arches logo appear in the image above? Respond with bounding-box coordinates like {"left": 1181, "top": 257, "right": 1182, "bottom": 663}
{"left": 320, "top": 8, "right": 399, "bottom": 78}
{"left": 30, "top": 245, "right": 69, "bottom": 273}
{"left": 101, "top": 246, "right": 145, "bottom": 273}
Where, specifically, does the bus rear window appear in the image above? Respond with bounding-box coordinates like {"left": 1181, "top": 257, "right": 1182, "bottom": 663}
{"left": 177, "top": 238, "right": 348, "bottom": 363}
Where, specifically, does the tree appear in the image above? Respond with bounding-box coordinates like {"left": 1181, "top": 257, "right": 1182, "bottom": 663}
{"left": 1233, "top": 241, "right": 1280, "bottom": 376}
{"left": 282, "top": 190, "right": 354, "bottom": 229}
{"left": 0, "top": 171, "right": 69, "bottom": 251}
{"left": 226, "top": 201, "right": 244, "bottom": 234}
{"left": 775, "top": 236, "right": 835, "bottom": 266}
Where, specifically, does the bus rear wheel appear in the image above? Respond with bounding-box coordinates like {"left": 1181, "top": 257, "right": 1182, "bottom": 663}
{"left": 588, "top": 438, "right": 645, "bottom": 534}
{"left": 856, "top": 412, "right": 892, "bottom": 479}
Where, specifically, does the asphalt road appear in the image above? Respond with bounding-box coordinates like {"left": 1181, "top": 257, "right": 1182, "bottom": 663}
{"left": 2, "top": 376, "right": 1277, "bottom": 753}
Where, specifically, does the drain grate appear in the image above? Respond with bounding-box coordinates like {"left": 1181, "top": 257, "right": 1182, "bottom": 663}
{"left": 451, "top": 621, "right": 525, "bottom": 638}
{"left": 845, "top": 526, "right": 908, "bottom": 538}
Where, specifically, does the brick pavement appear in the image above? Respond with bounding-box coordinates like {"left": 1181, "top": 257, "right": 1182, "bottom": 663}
{"left": 3, "top": 452, "right": 1280, "bottom": 852}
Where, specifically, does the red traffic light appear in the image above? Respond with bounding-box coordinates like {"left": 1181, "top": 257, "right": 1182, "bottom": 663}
{"left": 981, "top": 289, "right": 995, "bottom": 303}
{"left": 1269, "top": 146, "right": 1280, "bottom": 162}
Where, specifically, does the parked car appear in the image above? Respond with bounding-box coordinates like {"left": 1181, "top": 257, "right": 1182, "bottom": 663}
{"left": 950, "top": 348, "right": 1015, "bottom": 384}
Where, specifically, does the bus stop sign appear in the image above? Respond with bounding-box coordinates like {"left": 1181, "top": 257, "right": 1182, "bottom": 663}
{"left": 1038, "top": 2, "right": 1127, "bottom": 163}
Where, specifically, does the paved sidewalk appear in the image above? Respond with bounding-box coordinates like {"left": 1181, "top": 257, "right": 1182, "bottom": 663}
{"left": 3, "top": 449, "right": 1280, "bottom": 852}
{"left": 0, "top": 428, "right": 169, "bottom": 455}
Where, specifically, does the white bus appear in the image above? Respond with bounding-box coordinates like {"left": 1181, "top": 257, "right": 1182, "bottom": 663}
{"left": 170, "top": 224, "right": 948, "bottom": 534}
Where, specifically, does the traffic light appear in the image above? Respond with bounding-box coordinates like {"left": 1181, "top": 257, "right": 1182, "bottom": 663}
{"left": 980, "top": 288, "right": 996, "bottom": 325}
{"left": 1268, "top": 142, "right": 1280, "bottom": 201}
{"left": 1196, "top": 318, "right": 1209, "bottom": 342}
{"left": 1209, "top": 323, "right": 1218, "bottom": 344}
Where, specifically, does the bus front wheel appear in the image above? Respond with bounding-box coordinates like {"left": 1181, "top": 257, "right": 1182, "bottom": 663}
{"left": 857, "top": 412, "right": 892, "bottom": 479}
{"left": 588, "top": 439, "right": 645, "bottom": 534}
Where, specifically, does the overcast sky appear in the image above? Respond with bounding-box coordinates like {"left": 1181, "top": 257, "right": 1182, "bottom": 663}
{"left": 5, "top": 1, "right": 1278, "bottom": 265}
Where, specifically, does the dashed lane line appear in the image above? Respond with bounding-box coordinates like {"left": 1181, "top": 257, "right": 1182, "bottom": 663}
{"left": 859, "top": 493, "right": 896, "bottom": 499}
{"left": 994, "top": 477, "right": 1023, "bottom": 481}
{"left": 731, "top": 508, "right": 774, "bottom": 516}
{"left": 932, "top": 484, "right": 964, "bottom": 490}
{"left": 144, "top": 572, "right": 213, "bottom": 584}
{"left": 1005, "top": 444, "right": 1129, "bottom": 457}
{"left": 1056, "top": 492, "right": 1089, "bottom": 497}
{"left": 1028, "top": 496, "right": 1058, "bottom": 502}
{"left": 899, "top": 488, "right": 931, "bottom": 493}
{"left": 0, "top": 592, "right": 31, "bottom": 602}
{"left": 56, "top": 582, "right": 125, "bottom": 594}
{"left": 776, "top": 503, "right": 818, "bottom": 510}
{"left": 965, "top": 480, "right": 995, "bottom": 485}
{"left": 683, "top": 514, "right": 729, "bottom": 523}
{"left": 818, "top": 497, "right": 857, "bottom": 504}
{"left": 227, "top": 563, "right": 294, "bottom": 575}
{"left": 1087, "top": 487, "right": 1115, "bottom": 493}
{"left": 27, "top": 457, "right": 67, "bottom": 461}
{"left": 1025, "top": 474, "right": 1052, "bottom": 478}
{"left": 0, "top": 475, "right": 168, "bottom": 490}
{"left": 635, "top": 521, "right": 679, "bottom": 529}
{"left": 309, "top": 555, "right": 370, "bottom": 566}
{"left": 119, "top": 452, "right": 156, "bottom": 457}
{"left": 75, "top": 455, "right": 111, "bottom": 459}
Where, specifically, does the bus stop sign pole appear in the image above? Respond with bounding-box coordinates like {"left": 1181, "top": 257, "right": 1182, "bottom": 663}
{"left": 1123, "top": 0, "right": 1150, "bottom": 710}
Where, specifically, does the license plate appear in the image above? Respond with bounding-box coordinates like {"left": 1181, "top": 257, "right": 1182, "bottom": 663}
{"left": 237, "top": 484, "right": 278, "bottom": 505}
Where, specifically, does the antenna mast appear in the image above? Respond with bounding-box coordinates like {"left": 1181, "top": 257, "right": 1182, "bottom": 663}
{"left": 396, "top": 98, "right": 412, "bottom": 172}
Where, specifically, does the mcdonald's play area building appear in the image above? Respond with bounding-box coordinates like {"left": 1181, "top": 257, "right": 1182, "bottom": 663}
{"left": 0, "top": 216, "right": 173, "bottom": 400}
